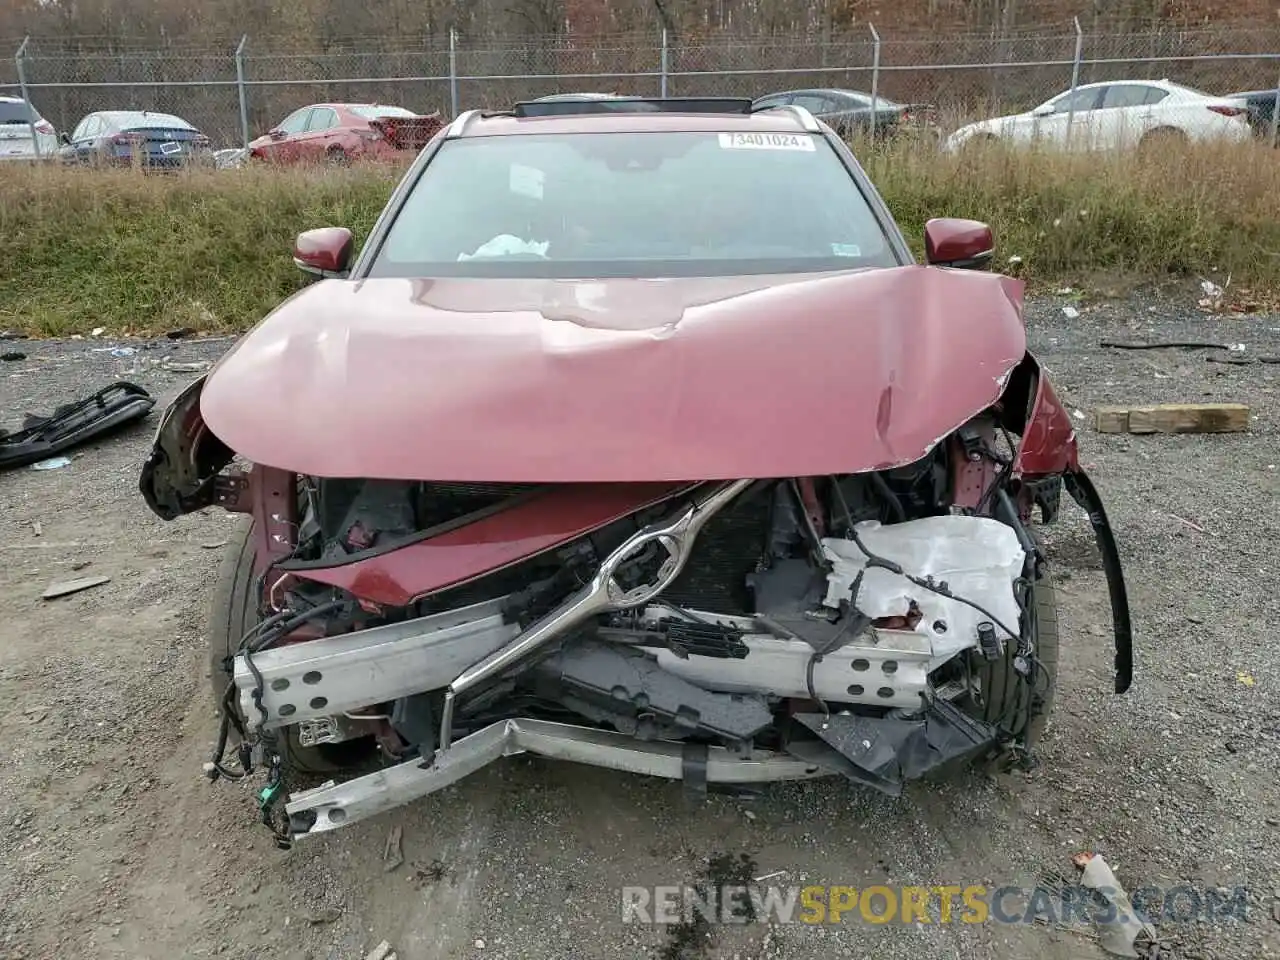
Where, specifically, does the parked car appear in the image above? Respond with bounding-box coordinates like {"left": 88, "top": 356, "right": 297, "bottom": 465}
{"left": 0, "top": 95, "right": 59, "bottom": 162}
{"left": 943, "top": 79, "right": 1251, "bottom": 152}
{"left": 533, "top": 92, "right": 622, "bottom": 101}
{"left": 59, "top": 110, "right": 213, "bottom": 168}
{"left": 140, "top": 96, "right": 1131, "bottom": 844}
{"left": 248, "top": 103, "right": 444, "bottom": 165}
{"left": 751, "top": 88, "right": 938, "bottom": 140}
{"left": 1223, "top": 89, "right": 1280, "bottom": 143}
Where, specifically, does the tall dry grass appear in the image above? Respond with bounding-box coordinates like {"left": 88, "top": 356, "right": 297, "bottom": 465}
{"left": 1, "top": 139, "right": 1277, "bottom": 336}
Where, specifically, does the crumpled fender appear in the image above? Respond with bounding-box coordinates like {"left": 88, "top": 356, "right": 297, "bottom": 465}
{"left": 138, "top": 376, "right": 233, "bottom": 520}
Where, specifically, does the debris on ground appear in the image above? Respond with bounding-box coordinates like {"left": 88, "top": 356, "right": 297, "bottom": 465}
{"left": 30, "top": 457, "right": 71, "bottom": 471}
{"left": 31, "top": 521, "right": 42, "bottom": 537}
{"left": 1100, "top": 340, "right": 1226, "bottom": 351}
{"left": 41, "top": 575, "right": 111, "bottom": 600}
{"left": 165, "top": 327, "right": 195, "bottom": 340}
{"left": 200, "top": 540, "right": 228, "bottom": 550}
{"left": 0, "top": 381, "right": 154, "bottom": 470}
{"left": 1237, "top": 671, "right": 1256, "bottom": 687}
{"left": 302, "top": 906, "right": 342, "bottom": 925}
{"left": 71, "top": 560, "right": 90, "bottom": 571}
{"left": 91, "top": 327, "right": 105, "bottom": 338}
{"left": 1062, "top": 305, "right": 1080, "bottom": 319}
{"left": 161, "top": 361, "right": 212, "bottom": 373}
{"left": 1095, "top": 403, "right": 1249, "bottom": 435}
{"left": 1, "top": 351, "right": 26, "bottom": 361}
{"left": 1071, "top": 851, "right": 1159, "bottom": 958}
{"left": 366, "top": 940, "right": 397, "bottom": 960}
{"left": 1199, "top": 278, "right": 1226, "bottom": 312}
{"left": 383, "top": 824, "right": 404, "bottom": 872}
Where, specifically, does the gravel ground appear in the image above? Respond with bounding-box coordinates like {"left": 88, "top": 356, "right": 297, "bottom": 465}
{"left": 0, "top": 292, "right": 1277, "bottom": 960}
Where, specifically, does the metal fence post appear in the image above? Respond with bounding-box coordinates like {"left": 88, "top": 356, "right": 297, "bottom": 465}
{"left": 234, "top": 35, "right": 250, "bottom": 150}
{"left": 868, "top": 23, "right": 880, "bottom": 139}
{"left": 1065, "top": 17, "right": 1083, "bottom": 148}
{"left": 1270, "top": 63, "right": 1280, "bottom": 148}
{"left": 15, "top": 36, "right": 39, "bottom": 159}
{"left": 660, "top": 28, "right": 669, "bottom": 97}
{"left": 449, "top": 29, "right": 460, "bottom": 116}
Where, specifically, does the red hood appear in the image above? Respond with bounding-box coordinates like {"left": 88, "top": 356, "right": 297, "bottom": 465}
{"left": 200, "top": 266, "right": 1027, "bottom": 482}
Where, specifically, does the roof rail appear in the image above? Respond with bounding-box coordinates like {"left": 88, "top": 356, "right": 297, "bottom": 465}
{"left": 749, "top": 102, "right": 822, "bottom": 133}
{"left": 511, "top": 97, "right": 754, "bottom": 118}
{"left": 443, "top": 108, "right": 485, "bottom": 138}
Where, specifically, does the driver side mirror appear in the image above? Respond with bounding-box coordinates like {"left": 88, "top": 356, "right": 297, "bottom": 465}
{"left": 293, "top": 227, "right": 354, "bottom": 279}
{"left": 1032, "top": 103, "right": 1055, "bottom": 117}
{"left": 924, "top": 218, "right": 994, "bottom": 270}
{"left": 58, "top": 131, "right": 71, "bottom": 145}
{"left": 268, "top": 128, "right": 286, "bottom": 140}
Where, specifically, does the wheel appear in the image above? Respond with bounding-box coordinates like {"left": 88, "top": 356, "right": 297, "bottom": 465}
{"left": 208, "top": 517, "right": 374, "bottom": 775}
{"left": 970, "top": 575, "right": 1059, "bottom": 749}
{"left": 1139, "top": 127, "right": 1187, "bottom": 155}
{"left": 325, "top": 146, "right": 350, "bottom": 167}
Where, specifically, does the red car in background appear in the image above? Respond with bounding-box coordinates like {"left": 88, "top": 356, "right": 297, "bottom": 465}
{"left": 248, "top": 102, "right": 443, "bottom": 165}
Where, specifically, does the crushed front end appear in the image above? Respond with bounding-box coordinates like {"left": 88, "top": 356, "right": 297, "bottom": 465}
{"left": 141, "top": 358, "right": 1132, "bottom": 844}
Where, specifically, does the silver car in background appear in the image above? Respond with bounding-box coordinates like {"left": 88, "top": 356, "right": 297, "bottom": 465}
{"left": 0, "top": 96, "right": 58, "bottom": 161}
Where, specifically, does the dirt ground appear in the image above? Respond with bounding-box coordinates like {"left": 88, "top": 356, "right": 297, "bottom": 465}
{"left": 0, "top": 294, "right": 1278, "bottom": 960}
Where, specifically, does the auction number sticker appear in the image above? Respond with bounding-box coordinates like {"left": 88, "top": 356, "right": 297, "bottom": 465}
{"left": 718, "top": 132, "right": 815, "bottom": 151}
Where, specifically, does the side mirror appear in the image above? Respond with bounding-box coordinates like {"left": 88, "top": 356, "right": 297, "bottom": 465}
{"left": 924, "top": 218, "right": 994, "bottom": 270}
{"left": 293, "top": 227, "right": 354, "bottom": 279}
{"left": 1031, "top": 103, "right": 1055, "bottom": 118}
{"left": 268, "top": 128, "right": 286, "bottom": 140}
{"left": 58, "top": 131, "right": 71, "bottom": 145}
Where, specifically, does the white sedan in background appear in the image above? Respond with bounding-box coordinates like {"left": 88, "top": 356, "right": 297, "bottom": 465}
{"left": 942, "top": 79, "right": 1252, "bottom": 152}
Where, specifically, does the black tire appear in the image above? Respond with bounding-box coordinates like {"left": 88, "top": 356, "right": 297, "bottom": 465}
{"left": 208, "top": 517, "right": 373, "bottom": 775}
{"left": 971, "top": 576, "right": 1059, "bottom": 749}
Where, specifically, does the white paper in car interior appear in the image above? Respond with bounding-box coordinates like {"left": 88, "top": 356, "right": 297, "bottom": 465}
{"left": 717, "top": 132, "right": 815, "bottom": 151}
{"left": 457, "top": 235, "right": 549, "bottom": 261}
{"left": 509, "top": 163, "right": 545, "bottom": 199}
{"left": 821, "top": 516, "right": 1026, "bottom": 668}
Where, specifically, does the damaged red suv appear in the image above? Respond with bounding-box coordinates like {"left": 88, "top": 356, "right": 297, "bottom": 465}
{"left": 141, "top": 97, "right": 1131, "bottom": 845}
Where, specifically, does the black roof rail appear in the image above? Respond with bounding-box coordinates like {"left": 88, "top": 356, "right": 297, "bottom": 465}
{"left": 511, "top": 97, "right": 754, "bottom": 118}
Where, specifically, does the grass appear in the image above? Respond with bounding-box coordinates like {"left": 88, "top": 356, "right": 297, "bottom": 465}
{"left": 2, "top": 138, "right": 1278, "bottom": 337}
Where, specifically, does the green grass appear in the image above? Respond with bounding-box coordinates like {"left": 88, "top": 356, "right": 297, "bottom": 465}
{"left": 2, "top": 139, "right": 1277, "bottom": 337}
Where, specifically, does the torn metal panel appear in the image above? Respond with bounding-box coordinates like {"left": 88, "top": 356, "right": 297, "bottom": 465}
{"left": 821, "top": 516, "right": 1025, "bottom": 668}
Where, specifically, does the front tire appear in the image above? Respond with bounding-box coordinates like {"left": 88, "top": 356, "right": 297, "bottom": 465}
{"left": 207, "top": 517, "right": 374, "bottom": 775}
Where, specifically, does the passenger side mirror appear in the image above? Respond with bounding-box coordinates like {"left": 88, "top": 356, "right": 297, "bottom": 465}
{"left": 1032, "top": 103, "right": 1055, "bottom": 117}
{"left": 268, "top": 128, "right": 286, "bottom": 140}
{"left": 924, "top": 218, "right": 994, "bottom": 270}
{"left": 293, "top": 227, "right": 354, "bottom": 279}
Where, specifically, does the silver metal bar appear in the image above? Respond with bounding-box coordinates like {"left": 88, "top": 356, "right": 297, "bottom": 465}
{"left": 286, "top": 718, "right": 827, "bottom": 838}
{"left": 234, "top": 35, "right": 250, "bottom": 151}
{"left": 15, "top": 37, "right": 38, "bottom": 161}
{"left": 234, "top": 597, "right": 519, "bottom": 730}
{"left": 1065, "top": 17, "right": 1084, "bottom": 150}
{"left": 438, "top": 480, "right": 754, "bottom": 751}
{"left": 448, "top": 28, "right": 459, "bottom": 116}
{"left": 868, "top": 23, "right": 880, "bottom": 140}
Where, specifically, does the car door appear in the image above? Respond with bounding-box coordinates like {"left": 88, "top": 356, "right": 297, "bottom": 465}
{"left": 261, "top": 108, "right": 312, "bottom": 162}
{"left": 1093, "top": 84, "right": 1160, "bottom": 149}
{"left": 68, "top": 114, "right": 103, "bottom": 163}
{"left": 1027, "top": 86, "right": 1103, "bottom": 149}
{"left": 294, "top": 106, "right": 340, "bottom": 161}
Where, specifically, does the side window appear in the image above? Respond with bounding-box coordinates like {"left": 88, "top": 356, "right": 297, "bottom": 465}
{"left": 791, "top": 94, "right": 833, "bottom": 113}
{"left": 306, "top": 108, "right": 338, "bottom": 132}
{"left": 79, "top": 116, "right": 103, "bottom": 140}
{"left": 278, "top": 109, "right": 312, "bottom": 135}
{"left": 1143, "top": 87, "right": 1170, "bottom": 105}
{"left": 832, "top": 92, "right": 871, "bottom": 110}
{"left": 1053, "top": 87, "right": 1101, "bottom": 113}
{"left": 1101, "top": 85, "right": 1151, "bottom": 109}
{"left": 70, "top": 117, "right": 90, "bottom": 140}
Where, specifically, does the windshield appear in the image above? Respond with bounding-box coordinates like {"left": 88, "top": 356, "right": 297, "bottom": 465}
{"left": 367, "top": 131, "right": 898, "bottom": 279}
{"left": 351, "top": 105, "right": 418, "bottom": 119}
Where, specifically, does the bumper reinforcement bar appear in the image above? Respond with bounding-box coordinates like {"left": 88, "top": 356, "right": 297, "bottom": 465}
{"left": 285, "top": 717, "right": 828, "bottom": 839}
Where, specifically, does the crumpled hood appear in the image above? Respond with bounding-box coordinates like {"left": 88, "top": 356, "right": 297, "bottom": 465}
{"left": 200, "top": 265, "right": 1027, "bottom": 482}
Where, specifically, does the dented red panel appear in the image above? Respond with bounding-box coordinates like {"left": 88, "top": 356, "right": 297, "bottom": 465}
{"left": 289, "top": 481, "right": 692, "bottom": 606}
{"left": 1012, "top": 360, "right": 1079, "bottom": 477}
{"left": 199, "top": 265, "right": 1028, "bottom": 483}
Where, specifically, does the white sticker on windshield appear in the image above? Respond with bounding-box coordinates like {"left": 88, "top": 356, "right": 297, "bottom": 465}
{"left": 717, "top": 132, "right": 816, "bottom": 152}
{"left": 831, "top": 243, "right": 862, "bottom": 257}
{"left": 509, "top": 163, "right": 544, "bottom": 200}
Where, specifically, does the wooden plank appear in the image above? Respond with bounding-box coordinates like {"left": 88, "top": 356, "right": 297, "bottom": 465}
{"left": 41, "top": 575, "right": 111, "bottom": 600}
{"left": 1095, "top": 403, "right": 1249, "bottom": 435}
{"left": 1095, "top": 407, "right": 1130, "bottom": 434}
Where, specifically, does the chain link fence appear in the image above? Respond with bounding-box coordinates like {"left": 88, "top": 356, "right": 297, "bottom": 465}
{"left": 3, "top": 22, "right": 1279, "bottom": 148}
